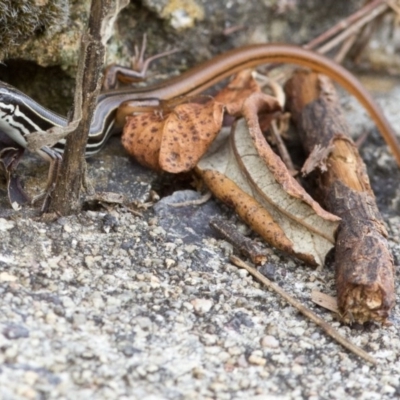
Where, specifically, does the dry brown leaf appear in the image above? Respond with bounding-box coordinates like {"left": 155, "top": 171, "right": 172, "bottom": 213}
{"left": 122, "top": 71, "right": 264, "bottom": 173}
{"left": 214, "top": 69, "right": 261, "bottom": 115}
{"left": 201, "top": 169, "right": 317, "bottom": 265}
{"left": 122, "top": 112, "right": 164, "bottom": 170}
{"left": 122, "top": 100, "right": 224, "bottom": 173}
{"left": 159, "top": 100, "right": 224, "bottom": 173}
{"left": 197, "top": 92, "right": 340, "bottom": 267}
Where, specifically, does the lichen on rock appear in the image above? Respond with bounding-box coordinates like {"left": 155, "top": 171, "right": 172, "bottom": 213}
{"left": 0, "top": 0, "right": 69, "bottom": 57}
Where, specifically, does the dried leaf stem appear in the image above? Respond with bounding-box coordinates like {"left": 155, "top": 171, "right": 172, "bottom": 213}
{"left": 230, "top": 255, "right": 376, "bottom": 365}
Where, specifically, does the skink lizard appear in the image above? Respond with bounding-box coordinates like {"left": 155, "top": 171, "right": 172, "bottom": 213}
{"left": 0, "top": 43, "right": 399, "bottom": 166}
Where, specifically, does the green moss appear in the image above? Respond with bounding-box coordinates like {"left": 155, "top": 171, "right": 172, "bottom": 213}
{"left": 0, "top": 0, "right": 69, "bottom": 52}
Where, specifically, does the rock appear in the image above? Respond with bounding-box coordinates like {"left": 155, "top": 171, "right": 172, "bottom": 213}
{"left": 261, "top": 335, "right": 280, "bottom": 349}
{"left": 191, "top": 298, "right": 213, "bottom": 314}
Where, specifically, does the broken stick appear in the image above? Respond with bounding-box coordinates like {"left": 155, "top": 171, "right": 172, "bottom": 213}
{"left": 284, "top": 70, "right": 395, "bottom": 324}
{"left": 210, "top": 217, "right": 269, "bottom": 265}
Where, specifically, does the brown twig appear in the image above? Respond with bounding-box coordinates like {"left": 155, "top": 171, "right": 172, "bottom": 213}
{"left": 222, "top": 25, "right": 247, "bottom": 36}
{"left": 47, "top": 0, "right": 115, "bottom": 215}
{"left": 333, "top": 33, "right": 358, "bottom": 64}
{"left": 316, "top": 2, "right": 389, "bottom": 55}
{"left": 210, "top": 217, "right": 269, "bottom": 265}
{"left": 305, "top": 0, "right": 388, "bottom": 50}
{"left": 270, "top": 119, "right": 296, "bottom": 174}
{"left": 265, "top": 1, "right": 390, "bottom": 85}
{"left": 386, "top": 0, "right": 400, "bottom": 17}
{"left": 285, "top": 71, "right": 395, "bottom": 325}
{"left": 230, "top": 255, "right": 376, "bottom": 365}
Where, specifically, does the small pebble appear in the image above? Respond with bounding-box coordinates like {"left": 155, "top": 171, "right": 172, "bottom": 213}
{"left": 3, "top": 324, "right": 29, "bottom": 339}
{"left": 260, "top": 335, "right": 279, "bottom": 349}
{"left": 0, "top": 272, "right": 17, "bottom": 282}
{"left": 248, "top": 354, "right": 267, "bottom": 366}
{"left": 0, "top": 218, "right": 15, "bottom": 231}
{"left": 191, "top": 298, "right": 213, "bottom": 314}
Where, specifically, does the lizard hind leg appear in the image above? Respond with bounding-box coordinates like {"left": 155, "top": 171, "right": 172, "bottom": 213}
{"left": 102, "top": 34, "right": 178, "bottom": 90}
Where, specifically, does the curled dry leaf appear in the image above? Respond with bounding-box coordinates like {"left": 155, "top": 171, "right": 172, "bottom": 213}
{"left": 121, "top": 70, "right": 265, "bottom": 173}
{"left": 214, "top": 69, "right": 261, "bottom": 116}
{"left": 159, "top": 100, "right": 224, "bottom": 173}
{"left": 201, "top": 169, "right": 306, "bottom": 262}
{"left": 121, "top": 100, "right": 224, "bottom": 173}
{"left": 121, "top": 112, "right": 164, "bottom": 170}
{"left": 197, "top": 92, "right": 340, "bottom": 267}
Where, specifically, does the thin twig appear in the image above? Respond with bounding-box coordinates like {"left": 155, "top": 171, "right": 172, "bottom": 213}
{"left": 386, "top": 0, "right": 400, "bottom": 17}
{"left": 354, "top": 130, "right": 370, "bottom": 148}
{"left": 305, "top": 0, "right": 387, "bottom": 50}
{"left": 260, "top": 1, "right": 390, "bottom": 85}
{"left": 48, "top": 0, "right": 117, "bottom": 215}
{"left": 210, "top": 217, "right": 268, "bottom": 265}
{"left": 270, "top": 119, "right": 296, "bottom": 173}
{"left": 230, "top": 255, "right": 377, "bottom": 365}
{"left": 317, "top": 3, "right": 389, "bottom": 55}
{"left": 333, "top": 33, "right": 358, "bottom": 64}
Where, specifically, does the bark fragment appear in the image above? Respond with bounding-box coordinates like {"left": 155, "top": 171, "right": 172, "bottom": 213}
{"left": 285, "top": 70, "right": 395, "bottom": 324}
